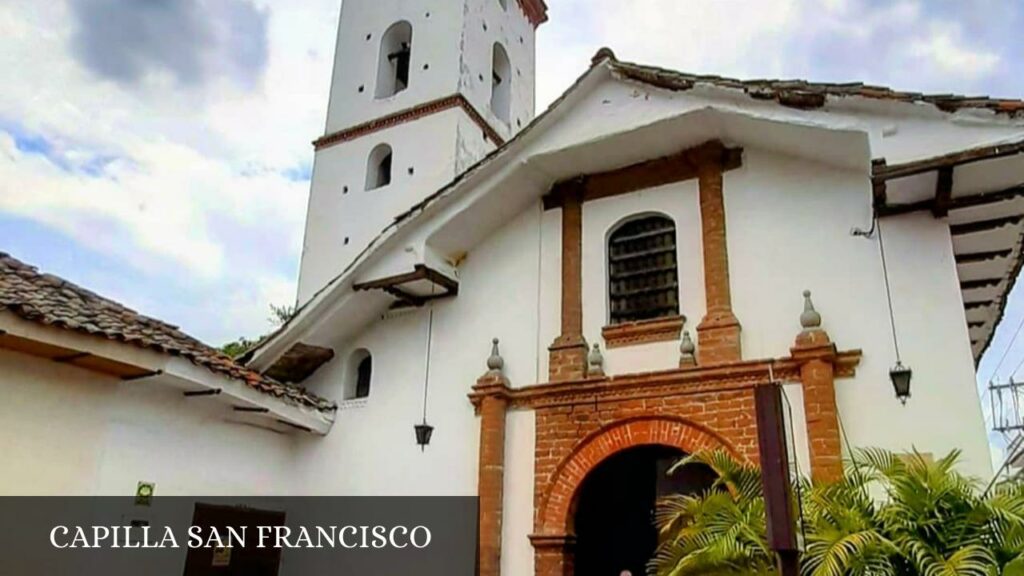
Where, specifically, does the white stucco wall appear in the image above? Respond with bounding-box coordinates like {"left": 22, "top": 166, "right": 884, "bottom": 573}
{"left": 295, "top": 201, "right": 546, "bottom": 495}
{"left": 0, "top": 349, "right": 294, "bottom": 496}
{"left": 726, "top": 148, "right": 991, "bottom": 478}
{"left": 299, "top": 108, "right": 493, "bottom": 304}
{"left": 502, "top": 408, "right": 537, "bottom": 576}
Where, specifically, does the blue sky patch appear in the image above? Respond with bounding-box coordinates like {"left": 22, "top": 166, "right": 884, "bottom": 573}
{"left": 2, "top": 119, "right": 121, "bottom": 178}
{"left": 282, "top": 162, "right": 313, "bottom": 182}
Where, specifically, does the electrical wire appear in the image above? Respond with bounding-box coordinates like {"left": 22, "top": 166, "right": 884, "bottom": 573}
{"left": 1008, "top": 350, "right": 1024, "bottom": 382}
{"left": 421, "top": 285, "right": 436, "bottom": 423}
{"left": 875, "top": 218, "right": 902, "bottom": 362}
{"left": 778, "top": 378, "right": 807, "bottom": 547}
{"left": 988, "top": 312, "right": 1024, "bottom": 382}
{"left": 534, "top": 200, "right": 543, "bottom": 384}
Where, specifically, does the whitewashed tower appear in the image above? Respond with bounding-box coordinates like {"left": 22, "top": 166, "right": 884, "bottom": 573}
{"left": 297, "top": 0, "right": 548, "bottom": 304}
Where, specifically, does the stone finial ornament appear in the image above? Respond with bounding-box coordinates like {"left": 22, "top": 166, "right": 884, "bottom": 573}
{"left": 487, "top": 338, "right": 504, "bottom": 373}
{"left": 679, "top": 331, "right": 696, "bottom": 367}
{"left": 588, "top": 343, "right": 605, "bottom": 375}
{"left": 800, "top": 290, "right": 822, "bottom": 331}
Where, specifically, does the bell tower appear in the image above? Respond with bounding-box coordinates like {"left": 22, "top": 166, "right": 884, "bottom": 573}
{"left": 296, "top": 0, "right": 548, "bottom": 304}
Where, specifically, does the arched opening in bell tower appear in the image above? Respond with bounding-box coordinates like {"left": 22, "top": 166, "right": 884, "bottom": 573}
{"left": 366, "top": 144, "right": 393, "bottom": 190}
{"left": 376, "top": 21, "right": 413, "bottom": 99}
{"left": 490, "top": 43, "right": 511, "bottom": 123}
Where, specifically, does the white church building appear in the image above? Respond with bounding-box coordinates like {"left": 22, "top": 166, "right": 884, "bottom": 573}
{"left": 4, "top": 0, "right": 1024, "bottom": 574}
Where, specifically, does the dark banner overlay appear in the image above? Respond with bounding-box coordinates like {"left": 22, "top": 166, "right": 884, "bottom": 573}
{"left": 0, "top": 497, "right": 478, "bottom": 575}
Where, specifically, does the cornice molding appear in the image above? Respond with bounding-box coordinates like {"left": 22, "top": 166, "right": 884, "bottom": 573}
{"left": 313, "top": 94, "right": 505, "bottom": 151}
{"left": 478, "top": 350, "right": 862, "bottom": 410}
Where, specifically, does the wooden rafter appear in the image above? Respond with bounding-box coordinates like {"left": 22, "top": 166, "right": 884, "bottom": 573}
{"left": 961, "top": 278, "right": 1003, "bottom": 291}
{"left": 950, "top": 215, "right": 1023, "bottom": 236}
{"left": 878, "top": 184, "right": 1024, "bottom": 217}
{"left": 953, "top": 185, "right": 1024, "bottom": 209}
{"left": 956, "top": 249, "right": 1014, "bottom": 264}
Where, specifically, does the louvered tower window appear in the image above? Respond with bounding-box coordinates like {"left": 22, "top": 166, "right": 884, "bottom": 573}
{"left": 608, "top": 215, "right": 679, "bottom": 324}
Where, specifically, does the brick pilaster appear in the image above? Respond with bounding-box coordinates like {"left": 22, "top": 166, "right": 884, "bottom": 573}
{"left": 549, "top": 180, "right": 588, "bottom": 381}
{"left": 473, "top": 371, "right": 512, "bottom": 576}
{"left": 792, "top": 329, "right": 842, "bottom": 483}
{"left": 530, "top": 534, "right": 575, "bottom": 576}
{"left": 694, "top": 142, "right": 742, "bottom": 364}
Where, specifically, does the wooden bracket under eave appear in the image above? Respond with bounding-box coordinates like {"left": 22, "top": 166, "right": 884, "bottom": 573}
{"left": 353, "top": 264, "right": 459, "bottom": 307}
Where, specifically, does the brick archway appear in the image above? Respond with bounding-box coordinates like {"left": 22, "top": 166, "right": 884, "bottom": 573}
{"left": 536, "top": 415, "right": 739, "bottom": 537}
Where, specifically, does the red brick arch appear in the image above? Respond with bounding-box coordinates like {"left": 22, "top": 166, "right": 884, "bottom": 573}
{"left": 536, "top": 415, "right": 739, "bottom": 536}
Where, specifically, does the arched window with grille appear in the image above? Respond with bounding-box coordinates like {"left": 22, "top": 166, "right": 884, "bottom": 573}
{"left": 608, "top": 215, "right": 679, "bottom": 324}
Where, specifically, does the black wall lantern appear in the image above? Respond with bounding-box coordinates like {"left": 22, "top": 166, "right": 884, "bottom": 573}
{"left": 890, "top": 361, "right": 912, "bottom": 405}
{"left": 414, "top": 421, "right": 434, "bottom": 451}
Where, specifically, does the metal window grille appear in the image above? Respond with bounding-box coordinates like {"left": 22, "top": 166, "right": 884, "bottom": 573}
{"left": 608, "top": 216, "right": 679, "bottom": 324}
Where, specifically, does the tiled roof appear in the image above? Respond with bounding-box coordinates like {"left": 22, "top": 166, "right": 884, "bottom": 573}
{"left": 0, "top": 252, "right": 336, "bottom": 413}
{"left": 608, "top": 58, "right": 1024, "bottom": 116}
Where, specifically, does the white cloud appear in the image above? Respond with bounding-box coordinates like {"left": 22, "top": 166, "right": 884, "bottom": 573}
{"left": 0, "top": 0, "right": 335, "bottom": 343}
{"left": 909, "top": 23, "right": 1000, "bottom": 79}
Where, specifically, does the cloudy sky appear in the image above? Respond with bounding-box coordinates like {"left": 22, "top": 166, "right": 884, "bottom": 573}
{"left": 2, "top": 0, "right": 1023, "bottom": 438}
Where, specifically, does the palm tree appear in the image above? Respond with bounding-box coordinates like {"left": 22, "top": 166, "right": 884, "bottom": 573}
{"left": 651, "top": 448, "right": 1024, "bottom": 576}
{"left": 650, "top": 450, "right": 775, "bottom": 575}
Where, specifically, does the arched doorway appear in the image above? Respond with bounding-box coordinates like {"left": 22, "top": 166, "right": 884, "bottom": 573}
{"left": 572, "top": 445, "right": 716, "bottom": 576}
{"left": 532, "top": 417, "right": 741, "bottom": 576}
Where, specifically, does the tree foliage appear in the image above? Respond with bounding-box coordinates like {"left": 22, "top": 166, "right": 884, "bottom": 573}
{"left": 218, "top": 303, "right": 296, "bottom": 358}
{"left": 219, "top": 337, "right": 258, "bottom": 359}
{"left": 650, "top": 449, "right": 1024, "bottom": 576}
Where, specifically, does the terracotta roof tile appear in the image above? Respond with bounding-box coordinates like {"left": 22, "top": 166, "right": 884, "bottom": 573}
{"left": 608, "top": 59, "right": 1024, "bottom": 117}
{"left": 0, "top": 252, "right": 336, "bottom": 414}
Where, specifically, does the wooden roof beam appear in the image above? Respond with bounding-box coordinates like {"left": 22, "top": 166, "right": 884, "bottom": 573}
{"left": 543, "top": 140, "right": 743, "bottom": 210}
{"left": 871, "top": 159, "right": 888, "bottom": 208}
{"left": 873, "top": 138, "right": 1024, "bottom": 181}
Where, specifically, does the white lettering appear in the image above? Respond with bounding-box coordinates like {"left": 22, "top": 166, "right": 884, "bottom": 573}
{"left": 50, "top": 526, "right": 69, "bottom": 549}
{"left": 410, "top": 526, "right": 431, "bottom": 549}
